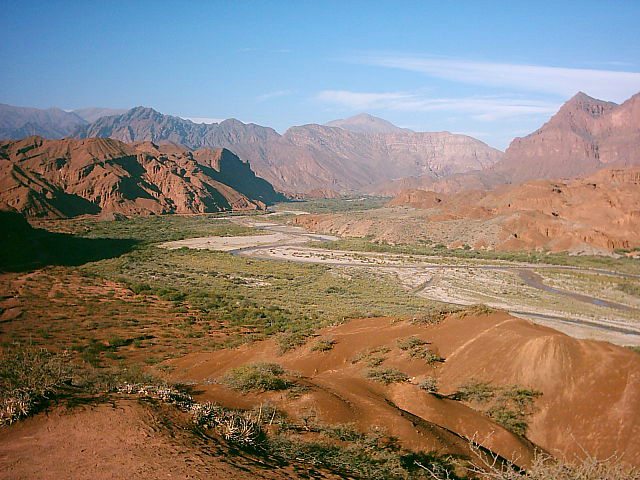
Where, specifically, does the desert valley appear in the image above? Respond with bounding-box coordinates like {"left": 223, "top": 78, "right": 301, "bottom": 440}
{"left": 1, "top": 2, "right": 640, "bottom": 479}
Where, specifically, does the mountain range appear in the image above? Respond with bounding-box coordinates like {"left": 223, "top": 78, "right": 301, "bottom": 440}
{"left": 75, "top": 108, "right": 503, "bottom": 193}
{"left": 0, "top": 136, "right": 284, "bottom": 218}
{"left": 1, "top": 91, "right": 638, "bottom": 202}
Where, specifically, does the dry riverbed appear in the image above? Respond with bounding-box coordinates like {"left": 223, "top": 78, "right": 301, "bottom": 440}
{"left": 159, "top": 218, "right": 640, "bottom": 346}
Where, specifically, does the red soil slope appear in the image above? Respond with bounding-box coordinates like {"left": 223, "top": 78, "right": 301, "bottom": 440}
{"left": 166, "top": 311, "right": 640, "bottom": 465}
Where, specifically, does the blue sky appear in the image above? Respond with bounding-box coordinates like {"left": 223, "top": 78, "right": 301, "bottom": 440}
{"left": 1, "top": 0, "right": 639, "bottom": 149}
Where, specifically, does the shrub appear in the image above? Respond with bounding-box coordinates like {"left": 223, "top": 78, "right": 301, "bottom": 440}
{"left": 0, "top": 346, "right": 73, "bottom": 425}
{"left": 455, "top": 304, "right": 496, "bottom": 317}
{"left": 418, "top": 377, "right": 439, "bottom": 394}
{"left": 117, "top": 382, "right": 194, "bottom": 409}
{"left": 397, "top": 336, "right": 427, "bottom": 351}
{"left": 454, "top": 381, "right": 496, "bottom": 402}
{"left": 397, "top": 336, "right": 444, "bottom": 364}
{"left": 311, "top": 338, "right": 336, "bottom": 352}
{"left": 411, "top": 306, "right": 460, "bottom": 325}
{"left": 276, "top": 331, "right": 311, "bottom": 354}
{"left": 453, "top": 382, "right": 542, "bottom": 437}
{"left": 221, "top": 363, "right": 293, "bottom": 392}
{"left": 191, "top": 402, "right": 265, "bottom": 447}
{"left": 465, "top": 444, "right": 639, "bottom": 480}
{"left": 352, "top": 346, "right": 391, "bottom": 367}
{"left": 365, "top": 368, "right": 409, "bottom": 385}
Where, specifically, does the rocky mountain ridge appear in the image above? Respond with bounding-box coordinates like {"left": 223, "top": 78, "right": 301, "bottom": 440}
{"left": 0, "top": 136, "right": 284, "bottom": 218}
{"left": 74, "top": 106, "right": 503, "bottom": 193}
{"left": 493, "top": 92, "right": 640, "bottom": 182}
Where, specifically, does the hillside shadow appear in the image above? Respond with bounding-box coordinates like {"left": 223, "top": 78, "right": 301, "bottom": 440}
{"left": 0, "top": 211, "right": 138, "bottom": 273}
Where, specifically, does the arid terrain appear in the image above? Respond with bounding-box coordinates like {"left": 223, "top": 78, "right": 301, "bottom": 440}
{"left": 297, "top": 167, "right": 640, "bottom": 254}
{"left": 1, "top": 206, "right": 639, "bottom": 479}
{"left": 2, "top": 83, "right": 640, "bottom": 480}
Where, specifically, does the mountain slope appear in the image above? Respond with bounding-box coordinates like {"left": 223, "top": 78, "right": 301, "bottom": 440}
{"left": 75, "top": 106, "right": 503, "bottom": 194}
{"left": 0, "top": 136, "right": 282, "bottom": 218}
{"left": 0, "top": 104, "right": 87, "bottom": 139}
{"left": 168, "top": 311, "right": 640, "bottom": 464}
{"left": 494, "top": 92, "right": 640, "bottom": 182}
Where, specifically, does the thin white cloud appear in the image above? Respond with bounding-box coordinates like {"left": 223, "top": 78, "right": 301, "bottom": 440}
{"left": 354, "top": 53, "right": 640, "bottom": 102}
{"left": 257, "top": 89, "right": 294, "bottom": 101}
{"left": 316, "top": 90, "right": 560, "bottom": 120}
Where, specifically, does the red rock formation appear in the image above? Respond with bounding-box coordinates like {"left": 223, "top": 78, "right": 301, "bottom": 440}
{"left": 0, "top": 136, "right": 283, "bottom": 218}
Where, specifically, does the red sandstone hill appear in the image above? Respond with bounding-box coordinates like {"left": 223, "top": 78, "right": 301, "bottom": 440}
{"left": 0, "top": 136, "right": 284, "bottom": 218}
{"left": 299, "top": 167, "right": 640, "bottom": 252}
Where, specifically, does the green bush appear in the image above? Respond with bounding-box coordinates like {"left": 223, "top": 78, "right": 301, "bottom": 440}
{"left": 418, "top": 377, "right": 439, "bottom": 394}
{"left": 311, "top": 338, "right": 336, "bottom": 352}
{"left": 276, "top": 331, "right": 311, "bottom": 354}
{"left": 454, "top": 381, "right": 497, "bottom": 402}
{"left": 397, "top": 336, "right": 427, "bottom": 351}
{"left": 366, "top": 368, "right": 409, "bottom": 385}
{"left": 352, "top": 346, "right": 391, "bottom": 367}
{"left": 397, "top": 336, "right": 444, "bottom": 364}
{"left": 453, "top": 382, "right": 541, "bottom": 436}
{"left": 221, "top": 363, "right": 293, "bottom": 392}
{"left": 0, "top": 346, "right": 73, "bottom": 425}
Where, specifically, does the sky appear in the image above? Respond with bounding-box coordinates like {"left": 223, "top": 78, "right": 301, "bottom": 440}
{"left": 1, "top": 0, "right": 639, "bottom": 149}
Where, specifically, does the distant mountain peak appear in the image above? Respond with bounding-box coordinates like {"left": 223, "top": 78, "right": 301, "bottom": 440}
{"left": 127, "top": 106, "right": 162, "bottom": 117}
{"left": 325, "top": 113, "right": 409, "bottom": 134}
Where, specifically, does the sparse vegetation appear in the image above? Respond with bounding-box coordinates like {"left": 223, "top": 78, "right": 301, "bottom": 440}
{"left": 418, "top": 376, "right": 439, "bottom": 394}
{"left": 317, "top": 237, "right": 640, "bottom": 275}
{"left": 619, "top": 280, "right": 640, "bottom": 297}
{"left": 453, "top": 382, "right": 542, "bottom": 436}
{"left": 397, "top": 336, "right": 445, "bottom": 364}
{"left": 273, "top": 197, "right": 390, "bottom": 214}
{"left": 311, "top": 338, "right": 336, "bottom": 352}
{"left": 366, "top": 367, "right": 410, "bottom": 385}
{"left": 221, "top": 363, "right": 293, "bottom": 392}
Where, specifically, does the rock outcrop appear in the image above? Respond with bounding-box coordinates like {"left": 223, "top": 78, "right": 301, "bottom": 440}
{"left": 0, "top": 136, "right": 284, "bottom": 218}
{"left": 298, "top": 166, "right": 640, "bottom": 253}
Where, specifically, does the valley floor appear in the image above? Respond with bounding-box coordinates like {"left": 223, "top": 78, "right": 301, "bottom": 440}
{"left": 162, "top": 215, "right": 640, "bottom": 346}
{"left": 1, "top": 211, "right": 639, "bottom": 478}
